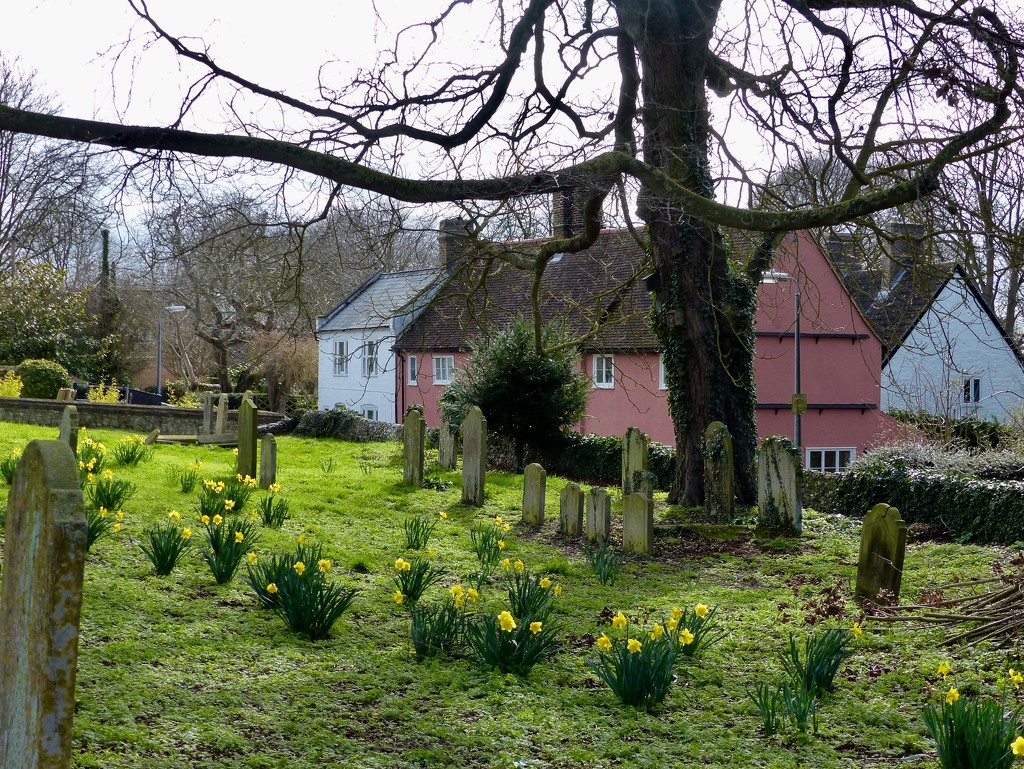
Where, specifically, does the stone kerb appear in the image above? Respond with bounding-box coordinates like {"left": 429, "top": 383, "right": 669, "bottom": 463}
{"left": 757, "top": 437, "right": 803, "bottom": 535}
{"left": 703, "top": 421, "right": 734, "bottom": 524}
{"left": 855, "top": 503, "right": 908, "bottom": 604}
{"left": 460, "top": 406, "right": 487, "bottom": 506}
{"left": 559, "top": 482, "right": 584, "bottom": 536}
{"left": 522, "top": 463, "right": 546, "bottom": 525}
{"left": 622, "top": 492, "right": 654, "bottom": 554}
{"left": 403, "top": 408, "right": 426, "bottom": 487}
{"left": 0, "top": 440, "right": 87, "bottom": 769}
{"left": 585, "top": 487, "right": 611, "bottom": 544}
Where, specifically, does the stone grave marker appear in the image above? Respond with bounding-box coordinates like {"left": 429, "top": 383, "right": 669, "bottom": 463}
{"left": 214, "top": 393, "right": 229, "bottom": 435}
{"left": 585, "top": 487, "right": 611, "bottom": 543}
{"left": 0, "top": 440, "right": 87, "bottom": 769}
{"left": 559, "top": 482, "right": 584, "bottom": 536}
{"left": 622, "top": 427, "right": 653, "bottom": 512}
{"left": 144, "top": 429, "right": 160, "bottom": 446}
{"left": 622, "top": 492, "right": 654, "bottom": 554}
{"left": 438, "top": 422, "right": 458, "bottom": 471}
{"left": 403, "top": 407, "right": 426, "bottom": 487}
{"left": 757, "top": 437, "right": 803, "bottom": 534}
{"left": 855, "top": 503, "right": 908, "bottom": 604}
{"left": 460, "top": 406, "right": 487, "bottom": 506}
{"left": 236, "top": 396, "right": 258, "bottom": 479}
{"left": 703, "top": 421, "right": 734, "bottom": 524}
{"left": 57, "top": 406, "right": 78, "bottom": 455}
{"left": 55, "top": 388, "right": 75, "bottom": 402}
{"left": 522, "top": 463, "right": 546, "bottom": 525}
{"left": 260, "top": 434, "right": 277, "bottom": 489}
{"left": 201, "top": 392, "right": 214, "bottom": 435}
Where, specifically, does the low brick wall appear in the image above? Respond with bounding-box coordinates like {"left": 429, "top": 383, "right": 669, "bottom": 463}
{"left": 0, "top": 397, "right": 285, "bottom": 435}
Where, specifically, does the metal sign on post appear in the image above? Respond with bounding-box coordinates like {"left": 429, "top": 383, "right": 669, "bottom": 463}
{"left": 791, "top": 393, "right": 808, "bottom": 415}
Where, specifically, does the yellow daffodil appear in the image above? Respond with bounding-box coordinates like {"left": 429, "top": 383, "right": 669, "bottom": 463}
{"left": 268, "top": 483, "right": 281, "bottom": 494}
{"left": 597, "top": 633, "right": 613, "bottom": 651}
{"left": 115, "top": 510, "right": 124, "bottom": 521}
{"left": 495, "top": 516, "right": 504, "bottom": 525}
{"left": 666, "top": 618, "right": 679, "bottom": 631}
{"left": 294, "top": 561, "right": 306, "bottom": 576}
{"left": 112, "top": 523, "right": 122, "bottom": 533}
{"left": 250, "top": 510, "right": 259, "bottom": 519}
{"left": 680, "top": 628, "right": 695, "bottom": 646}
{"left": 498, "top": 611, "right": 517, "bottom": 632}
{"left": 694, "top": 603, "right": 709, "bottom": 618}
{"left": 98, "top": 506, "right": 108, "bottom": 518}
{"left": 318, "top": 559, "right": 332, "bottom": 573}
{"left": 553, "top": 585, "right": 563, "bottom": 597}
{"left": 234, "top": 531, "right": 244, "bottom": 543}
{"left": 497, "top": 540, "right": 506, "bottom": 550}
{"left": 852, "top": 623, "right": 864, "bottom": 638}
{"left": 236, "top": 474, "right": 244, "bottom": 482}
{"left": 1011, "top": 669, "right": 1024, "bottom": 690}
{"left": 938, "top": 661, "right": 952, "bottom": 679}
{"left": 454, "top": 595, "right": 465, "bottom": 609}
{"left": 451, "top": 584, "right": 464, "bottom": 598}
{"left": 298, "top": 534, "right": 307, "bottom": 545}
{"left": 266, "top": 583, "right": 278, "bottom": 595}
{"left": 247, "top": 552, "right": 258, "bottom": 564}
{"left": 103, "top": 469, "right": 114, "bottom": 481}
{"left": 467, "top": 588, "right": 479, "bottom": 602}
{"left": 540, "top": 577, "right": 551, "bottom": 589}
{"left": 530, "top": 621, "right": 543, "bottom": 635}
{"left": 212, "top": 514, "right": 223, "bottom": 525}
{"left": 426, "top": 548, "right": 436, "bottom": 558}
{"left": 201, "top": 515, "right": 210, "bottom": 525}
{"left": 502, "top": 558, "right": 511, "bottom": 570}
{"left": 168, "top": 510, "right": 181, "bottom": 522}
{"left": 627, "top": 638, "right": 643, "bottom": 653}
{"left": 87, "top": 473, "right": 95, "bottom": 483}
{"left": 181, "top": 528, "right": 193, "bottom": 539}
{"left": 650, "top": 623, "right": 664, "bottom": 641}
{"left": 439, "top": 511, "right": 447, "bottom": 520}
{"left": 1013, "top": 736, "right": 1024, "bottom": 756}
{"left": 503, "top": 523, "right": 510, "bottom": 532}
{"left": 395, "top": 558, "right": 411, "bottom": 572}
{"left": 223, "top": 499, "right": 235, "bottom": 511}
{"left": 392, "top": 590, "right": 404, "bottom": 604}
{"left": 946, "top": 687, "right": 960, "bottom": 705}
{"left": 232, "top": 448, "right": 238, "bottom": 456}
{"left": 671, "top": 607, "right": 683, "bottom": 621}
{"left": 612, "top": 611, "right": 627, "bottom": 630}
{"left": 513, "top": 560, "right": 524, "bottom": 572}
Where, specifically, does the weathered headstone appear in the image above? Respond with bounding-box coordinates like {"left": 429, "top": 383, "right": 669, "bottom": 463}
{"left": 703, "top": 421, "right": 734, "bottom": 524}
{"left": 236, "top": 397, "right": 258, "bottom": 479}
{"left": 559, "top": 482, "right": 584, "bottom": 536}
{"left": 55, "top": 388, "right": 75, "bottom": 402}
{"left": 201, "top": 392, "right": 214, "bottom": 435}
{"left": 403, "top": 407, "right": 426, "bottom": 487}
{"left": 522, "top": 463, "right": 546, "bottom": 526}
{"left": 144, "top": 429, "right": 160, "bottom": 446}
{"left": 57, "top": 406, "right": 78, "bottom": 456}
{"left": 855, "top": 503, "right": 908, "bottom": 604}
{"left": 259, "top": 434, "right": 277, "bottom": 489}
{"left": 622, "top": 492, "right": 654, "bottom": 554}
{"left": 460, "top": 406, "right": 487, "bottom": 506}
{"left": 214, "top": 393, "right": 229, "bottom": 435}
{"left": 622, "top": 427, "right": 653, "bottom": 512}
{"left": 0, "top": 440, "right": 87, "bottom": 769}
{"left": 757, "top": 437, "right": 803, "bottom": 534}
{"left": 438, "top": 422, "right": 457, "bottom": 471}
{"left": 585, "top": 487, "right": 611, "bottom": 544}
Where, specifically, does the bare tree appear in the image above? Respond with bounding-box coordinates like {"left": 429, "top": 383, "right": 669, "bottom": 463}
{"left": 1, "top": 0, "right": 1019, "bottom": 503}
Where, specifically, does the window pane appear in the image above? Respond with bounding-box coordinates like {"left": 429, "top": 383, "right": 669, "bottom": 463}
{"left": 809, "top": 450, "right": 822, "bottom": 471}
{"left": 838, "top": 450, "right": 852, "bottom": 470}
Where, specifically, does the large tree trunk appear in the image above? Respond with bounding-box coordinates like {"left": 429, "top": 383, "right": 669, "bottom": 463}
{"left": 618, "top": 0, "right": 758, "bottom": 505}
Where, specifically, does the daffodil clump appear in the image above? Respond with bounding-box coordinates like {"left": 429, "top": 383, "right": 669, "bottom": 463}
{"left": 587, "top": 610, "right": 678, "bottom": 708}
{"left": 197, "top": 510, "right": 262, "bottom": 584}
{"left": 255, "top": 483, "right": 289, "bottom": 528}
{"left": 76, "top": 429, "right": 107, "bottom": 483}
{"left": 0, "top": 445, "right": 22, "bottom": 485}
{"left": 669, "top": 602, "right": 725, "bottom": 658}
{"left": 243, "top": 540, "right": 357, "bottom": 641}
{"left": 502, "top": 563, "right": 561, "bottom": 623}
{"left": 409, "top": 583, "right": 481, "bottom": 660}
{"left": 110, "top": 433, "right": 152, "bottom": 466}
{"left": 466, "top": 606, "right": 559, "bottom": 675}
{"left": 85, "top": 470, "right": 137, "bottom": 513}
{"left": 402, "top": 513, "right": 438, "bottom": 550}
{"left": 170, "top": 460, "right": 204, "bottom": 494}
{"left": 923, "top": 661, "right": 1024, "bottom": 769}
{"left": 392, "top": 556, "right": 444, "bottom": 606}
{"left": 138, "top": 511, "right": 194, "bottom": 575}
{"left": 84, "top": 504, "right": 126, "bottom": 551}
{"left": 469, "top": 515, "right": 512, "bottom": 567}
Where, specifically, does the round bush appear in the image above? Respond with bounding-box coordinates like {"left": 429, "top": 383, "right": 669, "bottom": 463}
{"left": 19, "top": 359, "right": 72, "bottom": 399}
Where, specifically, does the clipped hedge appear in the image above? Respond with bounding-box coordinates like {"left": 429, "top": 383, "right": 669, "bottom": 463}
{"left": 294, "top": 407, "right": 402, "bottom": 443}
{"left": 18, "top": 359, "right": 72, "bottom": 399}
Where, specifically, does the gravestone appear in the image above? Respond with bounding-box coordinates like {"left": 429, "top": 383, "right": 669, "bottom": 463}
{"left": 144, "top": 429, "right": 160, "bottom": 446}
{"left": 57, "top": 406, "right": 78, "bottom": 455}
{"left": 236, "top": 397, "right": 258, "bottom": 480}
{"left": 559, "top": 482, "right": 584, "bottom": 537}
{"left": 460, "top": 406, "right": 487, "bottom": 506}
{"left": 55, "top": 388, "right": 75, "bottom": 402}
{"left": 214, "top": 394, "right": 229, "bottom": 435}
{"left": 0, "top": 440, "right": 87, "bottom": 769}
{"left": 438, "top": 422, "right": 457, "bottom": 471}
{"left": 622, "top": 492, "right": 654, "bottom": 554}
{"left": 259, "top": 434, "right": 277, "bottom": 489}
{"left": 585, "top": 487, "right": 611, "bottom": 543}
{"left": 403, "top": 407, "right": 426, "bottom": 487}
{"left": 855, "top": 503, "right": 908, "bottom": 604}
{"left": 522, "top": 463, "right": 546, "bottom": 526}
{"left": 703, "top": 421, "right": 734, "bottom": 524}
{"left": 201, "top": 392, "right": 214, "bottom": 435}
{"left": 622, "top": 427, "right": 653, "bottom": 512}
{"left": 757, "top": 437, "right": 803, "bottom": 535}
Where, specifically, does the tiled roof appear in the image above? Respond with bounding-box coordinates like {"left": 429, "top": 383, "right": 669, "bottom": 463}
{"left": 317, "top": 268, "right": 441, "bottom": 333}
{"left": 394, "top": 229, "right": 656, "bottom": 352}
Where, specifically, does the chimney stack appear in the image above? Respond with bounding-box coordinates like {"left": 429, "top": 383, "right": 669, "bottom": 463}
{"left": 438, "top": 217, "right": 471, "bottom": 269}
{"left": 551, "top": 188, "right": 590, "bottom": 238}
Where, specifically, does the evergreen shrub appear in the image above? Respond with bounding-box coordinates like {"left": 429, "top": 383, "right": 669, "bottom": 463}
{"left": 19, "top": 359, "right": 72, "bottom": 399}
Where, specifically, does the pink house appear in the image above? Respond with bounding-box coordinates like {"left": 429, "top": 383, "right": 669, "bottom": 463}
{"left": 392, "top": 223, "right": 890, "bottom": 471}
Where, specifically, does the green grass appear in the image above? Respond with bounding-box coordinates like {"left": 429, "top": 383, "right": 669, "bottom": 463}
{"left": 0, "top": 421, "right": 1013, "bottom": 768}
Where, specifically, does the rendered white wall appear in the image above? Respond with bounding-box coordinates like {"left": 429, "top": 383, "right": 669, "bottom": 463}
{"left": 316, "top": 327, "right": 399, "bottom": 422}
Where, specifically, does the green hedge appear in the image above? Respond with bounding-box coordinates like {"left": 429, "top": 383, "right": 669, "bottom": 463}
{"left": 826, "top": 465, "right": 1024, "bottom": 544}
{"left": 18, "top": 359, "right": 71, "bottom": 399}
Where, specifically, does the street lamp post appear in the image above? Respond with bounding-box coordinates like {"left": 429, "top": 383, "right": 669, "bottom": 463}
{"left": 762, "top": 271, "right": 803, "bottom": 451}
{"left": 156, "top": 305, "right": 187, "bottom": 401}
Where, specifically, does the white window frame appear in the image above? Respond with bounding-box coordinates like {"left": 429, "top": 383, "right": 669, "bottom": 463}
{"left": 658, "top": 354, "right": 667, "bottom": 391}
{"left": 332, "top": 340, "right": 348, "bottom": 376}
{"left": 361, "top": 405, "right": 379, "bottom": 421}
{"left": 593, "top": 354, "right": 615, "bottom": 389}
{"left": 361, "top": 341, "right": 379, "bottom": 378}
{"left": 433, "top": 355, "right": 455, "bottom": 385}
{"left": 806, "top": 448, "right": 856, "bottom": 473}
{"left": 407, "top": 355, "right": 418, "bottom": 385}
{"left": 963, "top": 377, "right": 982, "bottom": 404}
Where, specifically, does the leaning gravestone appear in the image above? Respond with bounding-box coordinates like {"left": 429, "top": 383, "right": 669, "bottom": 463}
{"left": 522, "top": 463, "right": 546, "bottom": 526}
{"left": 403, "top": 407, "right": 426, "bottom": 487}
{"left": 214, "top": 393, "right": 229, "bottom": 435}
{"left": 703, "top": 421, "right": 734, "bottom": 524}
{"left": 559, "top": 482, "right": 584, "bottom": 536}
{"left": 201, "top": 392, "right": 214, "bottom": 436}
{"left": 855, "top": 503, "right": 908, "bottom": 604}
{"left": 585, "top": 487, "right": 611, "bottom": 543}
{"left": 622, "top": 427, "right": 653, "bottom": 512}
{"left": 259, "top": 434, "right": 277, "bottom": 489}
{"left": 57, "top": 406, "right": 78, "bottom": 456}
{"left": 438, "top": 422, "right": 458, "bottom": 471}
{"left": 757, "top": 437, "right": 803, "bottom": 535}
{"left": 460, "top": 406, "right": 487, "bottom": 506}
{"left": 622, "top": 492, "right": 654, "bottom": 554}
{"left": 0, "top": 440, "right": 87, "bottom": 769}
{"left": 236, "top": 397, "right": 258, "bottom": 479}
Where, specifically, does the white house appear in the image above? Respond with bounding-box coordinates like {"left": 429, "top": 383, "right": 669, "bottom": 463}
{"left": 315, "top": 268, "right": 441, "bottom": 421}
{"left": 865, "top": 264, "right": 1024, "bottom": 422}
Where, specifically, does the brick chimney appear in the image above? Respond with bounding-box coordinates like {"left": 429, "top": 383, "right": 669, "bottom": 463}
{"left": 438, "top": 217, "right": 471, "bottom": 269}
{"left": 551, "top": 188, "right": 587, "bottom": 238}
